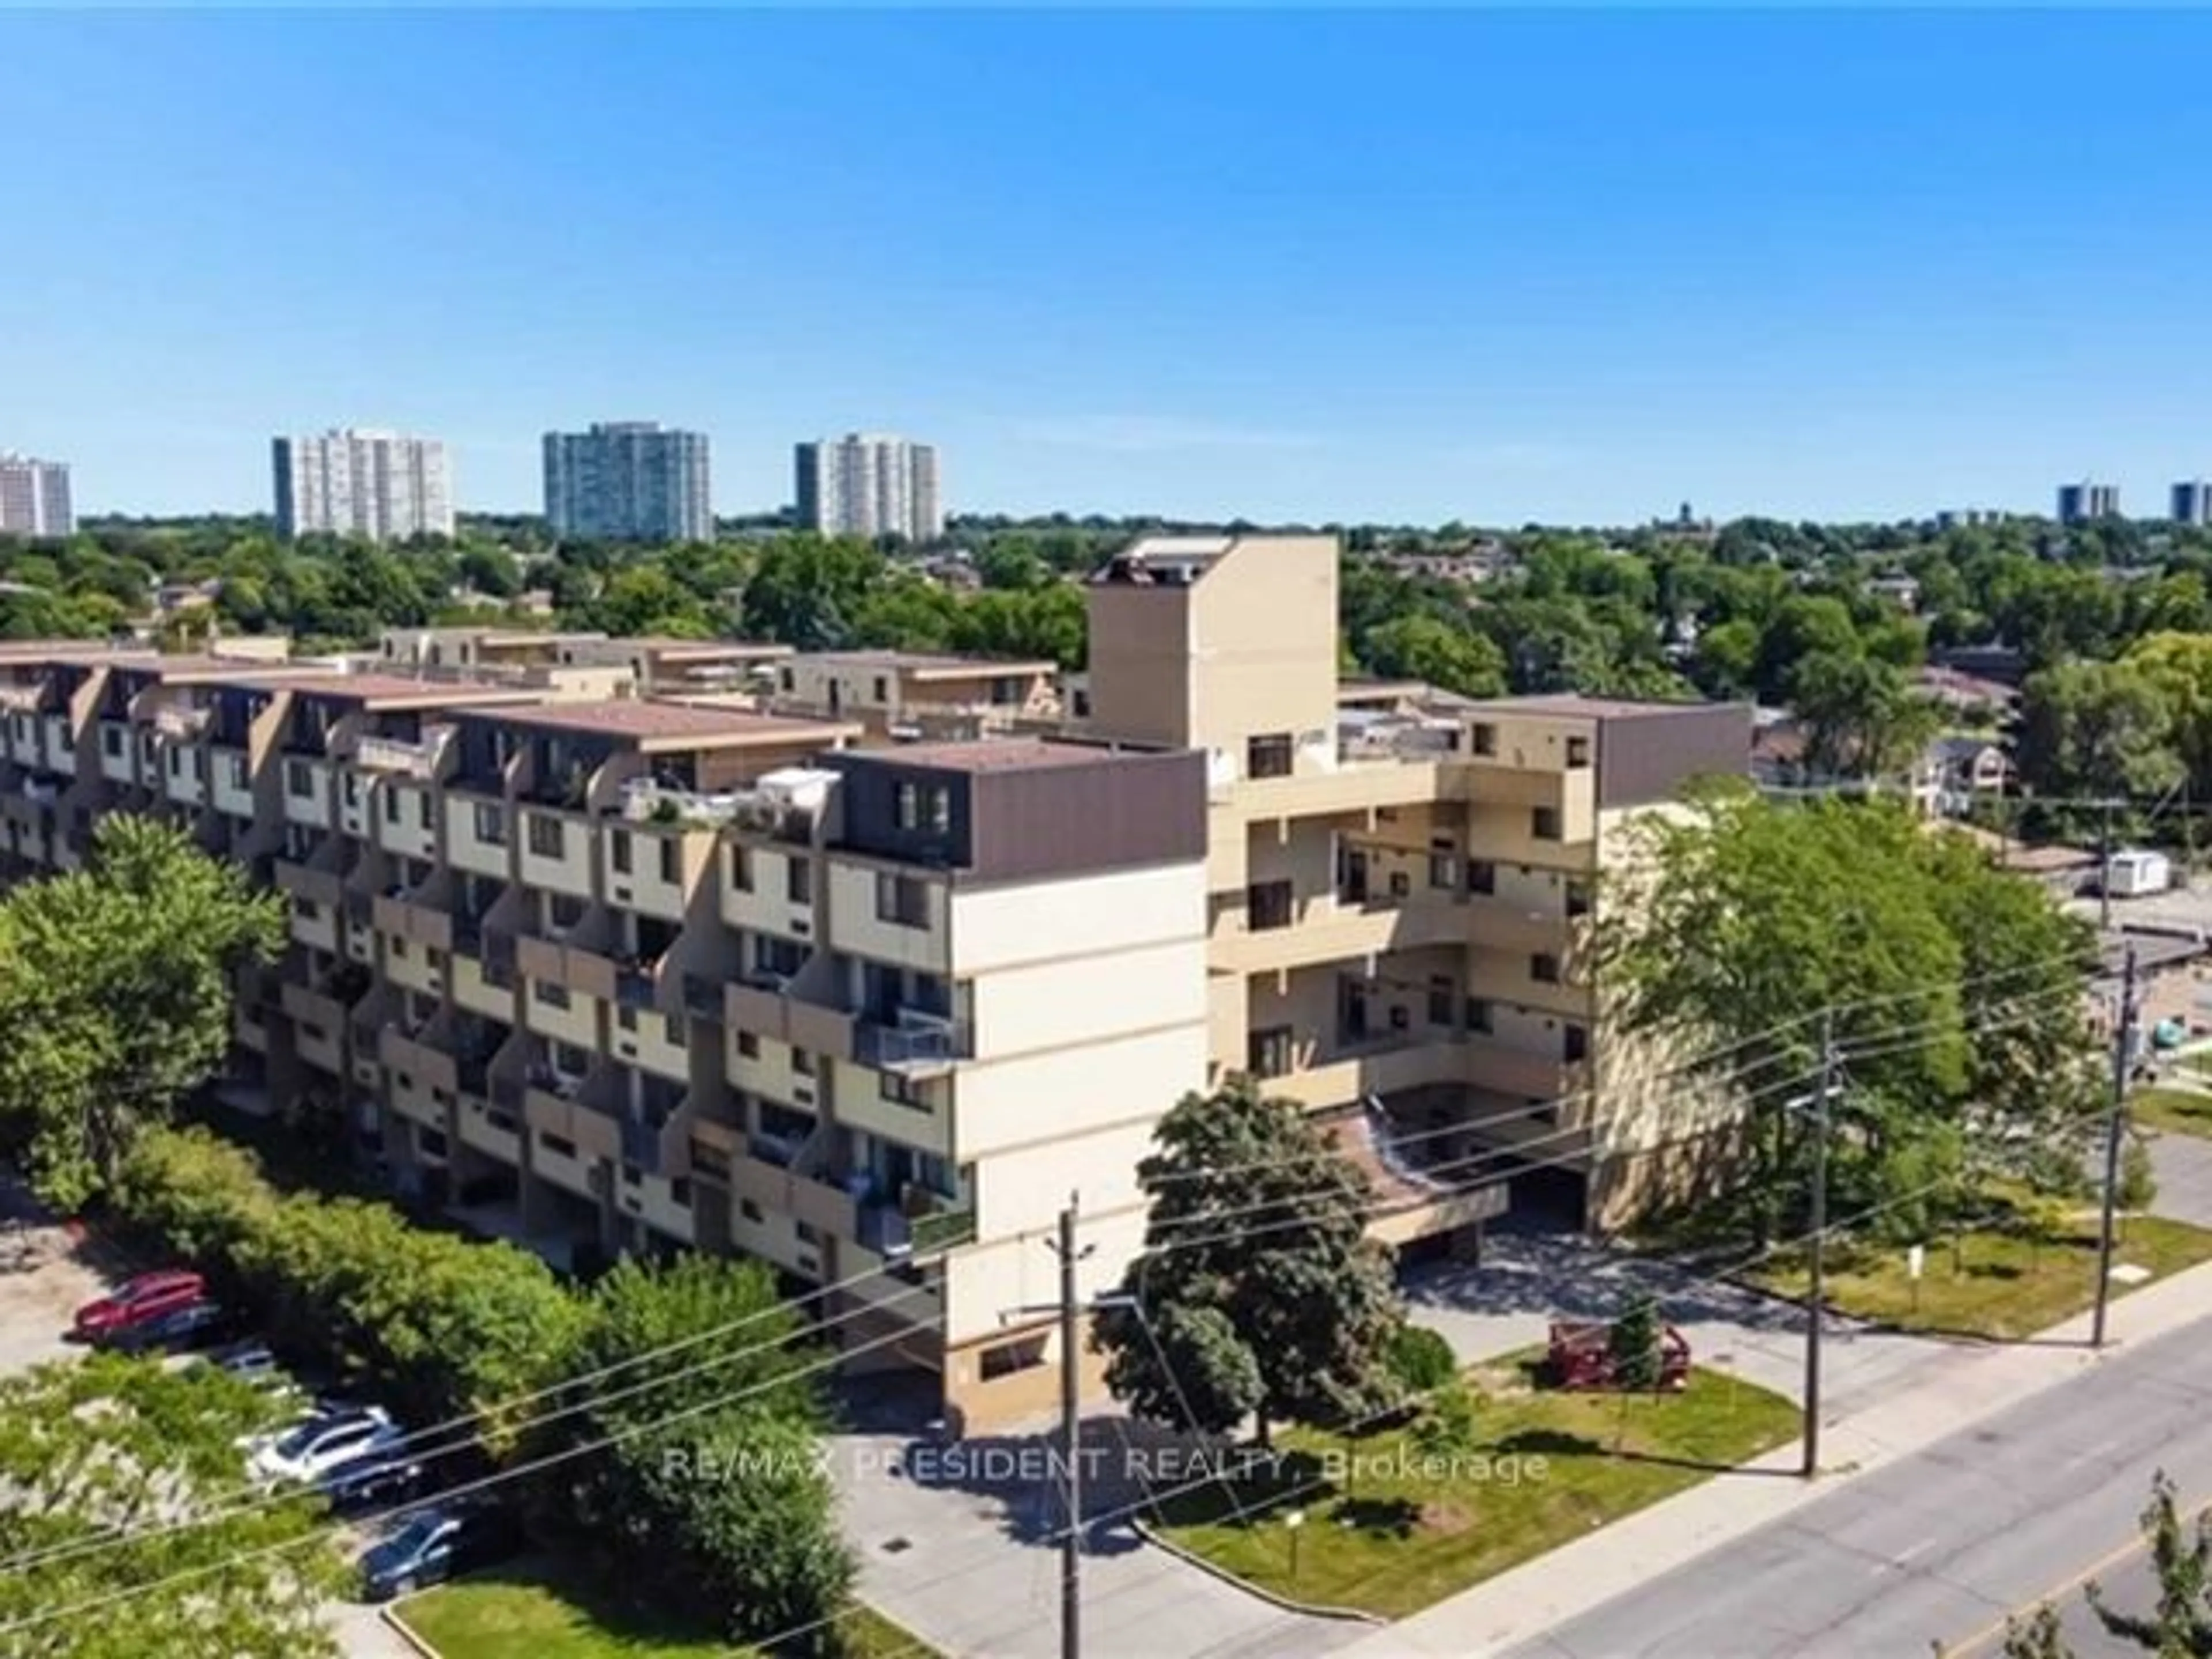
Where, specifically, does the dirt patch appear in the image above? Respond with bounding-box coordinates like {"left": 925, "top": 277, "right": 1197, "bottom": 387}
{"left": 1418, "top": 1501, "right": 1473, "bottom": 1535}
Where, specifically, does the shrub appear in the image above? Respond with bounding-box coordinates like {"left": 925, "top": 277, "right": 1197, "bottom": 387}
{"left": 1385, "top": 1324, "right": 1459, "bottom": 1396}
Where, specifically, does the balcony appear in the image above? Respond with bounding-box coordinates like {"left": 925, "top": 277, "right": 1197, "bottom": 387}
{"left": 153, "top": 704, "right": 209, "bottom": 741}
{"left": 374, "top": 889, "right": 455, "bottom": 955}
{"left": 683, "top": 972, "right": 726, "bottom": 1022}
{"left": 855, "top": 1012, "right": 969, "bottom": 1080}
{"left": 858, "top": 1187, "right": 978, "bottom": 1257}
{"left": 354, "top": 728, "right": 454, "bottom": 780}
{"left": 723, "top": 970, "right": 856, "bottom": 1058}
{"left": 627, "top": 774, "right": 830, "bottom": 844}
{"left": 1210, "top": 892, "right": 1469, "bottom": 977}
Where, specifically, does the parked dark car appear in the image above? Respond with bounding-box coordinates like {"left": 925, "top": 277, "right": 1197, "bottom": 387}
{"left": 358, "top": 1503, "right": 521, "bottom": 1601}
{"left": 319, "top": 1452, "right": 426, "bottom": 1516}
{"left": 70, "top": 1268, "right": 206, "bottom": 1341}
{"left": 96, "top": 1299, "right": 240, "bottom": 1355}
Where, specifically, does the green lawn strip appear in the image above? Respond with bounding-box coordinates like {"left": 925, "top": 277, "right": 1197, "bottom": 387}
{"left": 397, "top": 1560, "right": 940, "bottom": 1658}
{"left": 1150, "top": 1361, "right": 1799, "bottom": 1621}
{"left": 1748, "top": 1214, "right": 2212, "bottom": 1340}
{"left": 2130, "top": 1086, "right": 2212, "bottom": 1139}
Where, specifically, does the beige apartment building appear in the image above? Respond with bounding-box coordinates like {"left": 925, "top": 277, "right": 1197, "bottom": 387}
{"left": 0, "top": 642, "right": 1202, "bottom": 1431}
{"left": 1080, "top": 533, "right": 1753, "bottom": 1234}
{"left": 0, "top": 531, "right": 1749, "bottom": 1428}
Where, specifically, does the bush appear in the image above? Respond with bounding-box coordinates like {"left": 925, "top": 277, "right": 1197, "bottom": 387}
{"left": 2121, "top": 1135, "right": 2159, "bottom": 1212}
{"left": 110, "top": 1127, "right": 584, "bottom": 1434}
{"left": 1385, "top": 1325, "right": 1459, "bottom": 1395}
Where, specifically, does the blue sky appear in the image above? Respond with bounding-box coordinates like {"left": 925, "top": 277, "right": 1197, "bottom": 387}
{"left": 7, "top": 9, "right": 2212, "bottom": 527}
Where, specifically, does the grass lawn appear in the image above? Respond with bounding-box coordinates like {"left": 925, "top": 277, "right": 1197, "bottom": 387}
{"left": 1150, "top": 1359, "right": 1799, "bottom": 1620}
{"left": 396, "top": 1562, "right": 939, "bottom": 1658}
{"left": 2131, "top": 1086, "right": 2212, "bottom": 1138}
{"left": 1749, "top": 1213, "right": 2212, "bottom": 1340}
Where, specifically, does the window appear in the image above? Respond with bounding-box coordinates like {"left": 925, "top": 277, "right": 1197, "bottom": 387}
{"left": 876, "top": 872, "right": 929, "bottom": 927}
{"left": 616, "top": 1005, "right": 638, "bottom": 1033}
{"left": 873, "top": 676, "right": 889, "bottom": 702}
{"left": 1247, "top": 1026, "right": 1293, "bottom": 1080}
{"left": 1428, "top": 842, "right": 1458, "bottom": 889}
{"left": 426, "top": 947, "right": 444, "bottom": 969}
{"left": 739, "top": 1198, "right": 764, "bottom": 1224}
{"left": 418, "top": 1128, "right": 448, "bottom": 1158}
{"left": 786, "top": 856, "right": 812, "bottom": 905}
{"left": 382, "top": 787, "right": 399, "bottom": 823}
{"left": 417, "top": 792, "right": 433, "bottom": 828}
{"left": 1566, "top": 736, "right": 1592, "bottom": 770}
{"left": 1531, "top": 806, "right": 1562, "bottom": 842}
{"left": 473, "top": 802, "right": 506, "bottom": 844}
{"left": 1531, "top": 952, "right": 1561, "bottom": 985}
{"left": 778, "top": 668, "right": 794, "bottom": 692}
{"left": 1467, "top": 861, "right": 1497, "bottom": 896}
{"left": 1466, "top": 998, "right": 1495, "bottom": 1034}
{"left": 533, "top": 980, "right": 571, "bottom": 1009}
{"left": 611, "top": 831, "right": 633, "bottom": 875}
{"left": 658, "top": 839, "right": 679, "bottom": 884}
{"left": 1247, "top": 733, "right": 1294, "bottom": 779}
{"left": 622, "top": 1164, "right": 642, "bottom": 1187}
{"left": 895, "top": 782, "right": 952, "bottom": 834}
{"left": 982, "top": 1336, "right": 1048, "bottom": 1381}
{"left": 728, "top": 846, "right": 752, "bottom": 891}
{"left": 737, "top": 1031, "right": 760, "bottom": 1059}
{"left": 1471, "top": 724, "right": 1498, "bottom": 757}
{"left": 548, "top": 893, "right": 587, "bottom": 930}
{"left": 285, "top": 759, "right": 313, "bottom": 797}
{"left": 1564, "top": 1023, "right": 1589, "bottom": 1063}
{"left": 527, "top": 815, "right": 565, "bottom": 858}
{"left": 1566, "top": 880, "right": 1592, "bottom": 919}
{"left": 664, "top": 1014, "right": 685, "bottom": 1047}
{"left": 1247, "top": 880, "right": 1294, "bottom": 931}
{"left": 390, "top": 938, "right": 408, "bottom": 960}
{"left": 670, "top": 1179, "right": 691, "bottom": 1209}
{"left": 793, "top": 1048, "right": 816, "bottom": 1077}
{"left": 487, "top": 1108, "right": 519, "bottom": 1134}
{"left": 882, "top": 1071, "right": 928, "bottom": 1109}
{"left": 1427, "top": 976, "right": 1455, "bottom": 1027}
{"left": 101, "top": 726, "right": 123, "bottom": 758}
{"left": 539, "top": 1131, "right": 577, "bottom": 1160}
{"left": 1389, "top": 1004, "right": 1410, "bottom": 1031}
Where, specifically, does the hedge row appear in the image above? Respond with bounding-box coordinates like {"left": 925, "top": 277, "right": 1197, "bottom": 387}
{"left": 108, "top": 1126, "right": 585, "bottom": 1435}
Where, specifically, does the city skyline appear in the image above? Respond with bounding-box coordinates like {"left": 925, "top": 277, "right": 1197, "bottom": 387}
{"left": 10, "top": 12, "right": 2212, "bottom": 524}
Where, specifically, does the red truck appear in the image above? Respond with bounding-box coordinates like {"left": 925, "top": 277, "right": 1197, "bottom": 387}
{"left": 1547, "top": 1319, "right": 1691, "bottom": 1392}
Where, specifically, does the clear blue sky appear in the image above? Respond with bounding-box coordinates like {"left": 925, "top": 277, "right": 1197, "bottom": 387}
{"left": 8, "top": 9, "right": 2212, "bottom": 527}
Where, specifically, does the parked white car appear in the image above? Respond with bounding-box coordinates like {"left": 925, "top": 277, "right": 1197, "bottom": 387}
{"left": 248, "top": 1405, "right": 404, "bottom": 1486}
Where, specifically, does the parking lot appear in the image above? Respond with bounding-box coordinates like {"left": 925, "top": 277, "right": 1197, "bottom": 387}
{"left": 0, "top": 1179, "right": 416, "bottom": 1658}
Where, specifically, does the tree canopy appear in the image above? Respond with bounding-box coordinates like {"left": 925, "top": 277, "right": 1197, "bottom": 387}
{"left": 1094, "top": 1077, "right": 1404, "bottom": 1445}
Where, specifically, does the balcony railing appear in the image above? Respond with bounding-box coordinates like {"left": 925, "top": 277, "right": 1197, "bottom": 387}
{"left": 354, "top": 728, "right": 453, "bottom": 779}
{"left": 614, "top": 963, "right": 660, "bottom": 1011}
{"left": 858, "top": 1195, "right": 978, "bottom": 1257}
{"left": 154, "top": 706, "right": 210, "bottom": 740}
{"left": 527, "top": 1065, "right": 587, "bottom": 1102}
{"left": 856, "top": 1016, "right": 968, "bottom": 1075}
{"left": 682, "top": 972, "right": 724, "bottom": 1021}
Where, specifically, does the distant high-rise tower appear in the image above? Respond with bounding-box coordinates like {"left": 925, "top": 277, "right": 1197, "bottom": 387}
{"left": 2173, "top": 481, "right": 2211, "bottom": 528}
{"left": 2056, "top": 480, "right": 2120, "bottom": 524}
{"left": 273, "top": 429, "right": 454, "bottom": 541}
{"left": 543, "top": 422, "right": 712, "bottom": 543}
{"left": 0, "top": 456, "right": 74, "bottom": 537}
{"left": 793, "top": 434, "right": 944, "bottom": 543}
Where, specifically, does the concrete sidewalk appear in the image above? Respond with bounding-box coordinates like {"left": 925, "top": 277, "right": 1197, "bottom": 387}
{"left": 1335, "top": 1256, "right": 2212, "bottom": 1657}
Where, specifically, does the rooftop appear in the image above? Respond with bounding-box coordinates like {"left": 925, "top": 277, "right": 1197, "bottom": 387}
{"left": 854, "top": 736, "right": 1145, "bottom": 774}
{"left": 1457, "top": 693, "right": 1725, "bottom": 722}
{"left": 474, "top": 698, "right": 857, "bottom": 750}
{"left": 802, "top": 649, "right": 1056, "bottom": 678}
{"left": 229, "top": 672, "right": 543, "bottom": 709}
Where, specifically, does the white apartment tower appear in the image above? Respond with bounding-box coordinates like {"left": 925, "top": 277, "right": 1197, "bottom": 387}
{"left": 274, "top": 429, "right": 455, "bottom": 542}
{"left": 544, "top": 423, "right": 713, "bottom": 544}
{"left": 0, "top": 456, "right": 74, "bottom": 538}
{"left": 794, "top": 434, "right": 943, "bottom": 544}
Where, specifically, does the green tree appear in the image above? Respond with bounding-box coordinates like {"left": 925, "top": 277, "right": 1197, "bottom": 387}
{"left": 0, "top": 816, "right": 285, "bottom": 1208}
{"left": 1385, "top": 1325, "right": 1460, "bottom": 1396}
{"left": 0, "top": 1354, "right": 343, "bottom": 1659}
{"left": 738, "top": 534, "right": 885, "bottom": 649}
{"left": 2087, "top": 1471, "right": 2212, "bottom": 1654}
{"left": 2120, "top": 1135, "right": 2159, "bottom": 1222}
{"left": 1411, "top": 1378, "right": 1482, "bottom": 1463}
{"left": 2016, "top": 660, "right": 2182, "bottom": 803}
{"left": 1094, "top": 1078, "right": 1404, "bottom": 1446}
{"left": 1601, "top": 788, "right": 2099, "bottom": 1244}
{"left": 1998, "top": 1603, "right": 2074, "bottom": 1659}
{"left": 1358, "top": 614, "right": 1508, "bottom": 699}
{"left": 1788, "top": 651, "right": 1942, "bottom": 782}
{"left": 526, "top": 1254, "right": 854, "bottom": 1646}
{"left": 1607, "top": 1296, "right": 1664, "bottom": 1391}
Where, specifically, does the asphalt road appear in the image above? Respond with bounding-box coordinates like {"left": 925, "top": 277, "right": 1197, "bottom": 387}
{"left": 1501, "top": 1313, "right": 2212, "bottom": 1659}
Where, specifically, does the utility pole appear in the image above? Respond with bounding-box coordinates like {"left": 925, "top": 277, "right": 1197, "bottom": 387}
{"left": 1802, "top": 1010, "right": 1836, "bottom": 1480}
{"left": 2092, "top": 948, "right": 2139, "bottom": 1350}
{"left": 1055, "top": 1195, "right": 1083, "bottom": 1659}
{"left": 2099, "top": 800, "right": 2116, "bottom": 933}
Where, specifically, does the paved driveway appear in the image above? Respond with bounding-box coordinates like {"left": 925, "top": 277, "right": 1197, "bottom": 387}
{"left": 1404, "top": 1230, "right": 1944, "bottom": 1418}
{"left": 830, "top": 1384, "right": 1366, "bottom": 1659}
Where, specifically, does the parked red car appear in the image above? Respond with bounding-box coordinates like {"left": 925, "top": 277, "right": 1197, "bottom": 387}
{"left": 1547, "top": 1319, "right": 1691, "bottom": 1392}
{"left": 71, "top": 1269, "right": 207, "bottom": 1342}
